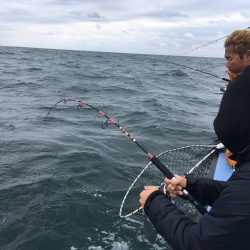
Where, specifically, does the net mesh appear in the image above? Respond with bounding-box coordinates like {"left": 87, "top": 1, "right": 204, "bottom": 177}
{"left": 119, "top": 144, "right": 217, "bottom": 219}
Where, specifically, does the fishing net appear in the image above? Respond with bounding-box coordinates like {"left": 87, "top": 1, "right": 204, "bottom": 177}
{"left": 119, "top": 144, "right": 219, "bottom": 219}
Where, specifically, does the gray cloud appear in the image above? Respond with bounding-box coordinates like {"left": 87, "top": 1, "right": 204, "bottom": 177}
{"left": 241, "top": 11, "right": 250, "bottom": 19}
{"left": 88, "top": 12, "right": 102, "bottom": 19}
{"left": 143, "top": 11, "right": 189, "bottom": 19}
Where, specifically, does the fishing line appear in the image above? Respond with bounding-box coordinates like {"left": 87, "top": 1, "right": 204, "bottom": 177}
{"left": 45, "top": 98, "right": 207, "bottom": 215}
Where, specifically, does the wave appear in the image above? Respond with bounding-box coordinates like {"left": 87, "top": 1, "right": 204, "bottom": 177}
{"left": 170, "top": 69, "right": 188, "bottom": 77}
{"left": 26, "top": 67, "right": 43, "bottom": 72}
{"left": 0, "top": 51, "right": 15, "bottom": 55}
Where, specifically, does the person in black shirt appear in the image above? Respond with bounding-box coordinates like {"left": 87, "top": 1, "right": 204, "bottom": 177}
{"left": 139, "top": 29, "right": 250, "bottom": 250}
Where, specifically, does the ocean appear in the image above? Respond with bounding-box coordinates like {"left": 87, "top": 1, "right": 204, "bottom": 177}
{"left": 0, "top": 46, "right": 227, "bottom": 250}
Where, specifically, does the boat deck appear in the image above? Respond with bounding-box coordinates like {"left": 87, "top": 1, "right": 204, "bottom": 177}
{"left": 213, "top": 151, "right": 234, "bottom": 181}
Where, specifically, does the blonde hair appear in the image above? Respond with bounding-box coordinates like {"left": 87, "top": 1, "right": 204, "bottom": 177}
{"left": 224, "top": 29, "right": 250, "bottom": 58}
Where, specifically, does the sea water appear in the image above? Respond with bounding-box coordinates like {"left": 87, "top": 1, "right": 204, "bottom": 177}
{"left": 0, "top": 46, "right": 227, "bottom": 250}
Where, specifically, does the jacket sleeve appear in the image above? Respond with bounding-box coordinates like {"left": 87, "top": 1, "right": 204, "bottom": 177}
{"left": 185, "top": 175, "right": 228, "bottom": 206}
{"left": 144, "top": 169, "right": 250, "bottom": 250}
{"left": 144, "top": 192, "right": 200, "bottom": 250}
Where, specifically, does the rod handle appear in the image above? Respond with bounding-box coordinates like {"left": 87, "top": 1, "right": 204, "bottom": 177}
{"left": 150, "top": 156, "right": 174, "bottom": 179}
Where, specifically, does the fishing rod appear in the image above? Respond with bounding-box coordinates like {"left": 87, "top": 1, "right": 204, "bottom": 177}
{"left": 180, "top": 26, "right": 250, "bottom": 56}
{"left": 180, "top": 35, "right": 228, "bottom": 56}
{"left": 166, "top": 60, "right": 230, "bottom": 82}
{"left": 170, "top": 27, "right": 250, "bottom": 83}
{"left": 45, "top": 98, "right": 208, "bottom": 215}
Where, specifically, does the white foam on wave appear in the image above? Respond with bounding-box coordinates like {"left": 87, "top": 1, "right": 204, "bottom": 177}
{"left": 111, "top": 241, "right": 129, "bottom": 250}
{"left": 88, "top": 246, "right": 103, "bottom": 250}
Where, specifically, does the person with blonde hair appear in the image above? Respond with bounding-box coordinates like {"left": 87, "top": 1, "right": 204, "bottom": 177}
{"left": 139, "top": 28, "right": 250, "bottom": 250}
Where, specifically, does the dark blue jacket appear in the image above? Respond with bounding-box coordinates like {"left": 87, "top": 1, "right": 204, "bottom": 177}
{"left": 144, "top": 163, "right": 250, "bottom": 250}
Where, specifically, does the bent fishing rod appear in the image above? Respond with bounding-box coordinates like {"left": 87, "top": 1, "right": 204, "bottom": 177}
{"left": 45, "top": 98, "right": 208, "bottom": 215}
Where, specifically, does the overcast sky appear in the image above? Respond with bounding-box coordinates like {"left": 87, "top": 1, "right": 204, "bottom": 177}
{"left": 1, "top": 0, "right": 250, "bottom": 57}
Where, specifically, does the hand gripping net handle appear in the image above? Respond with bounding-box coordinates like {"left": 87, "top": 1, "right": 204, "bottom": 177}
{"left": 150, "top": 156, "right": 207, "bottom": 215}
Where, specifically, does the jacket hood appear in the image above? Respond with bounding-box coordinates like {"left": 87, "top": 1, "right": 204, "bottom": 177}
{"left": 214, "top": 65, "right": 250, "bottom": 162}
